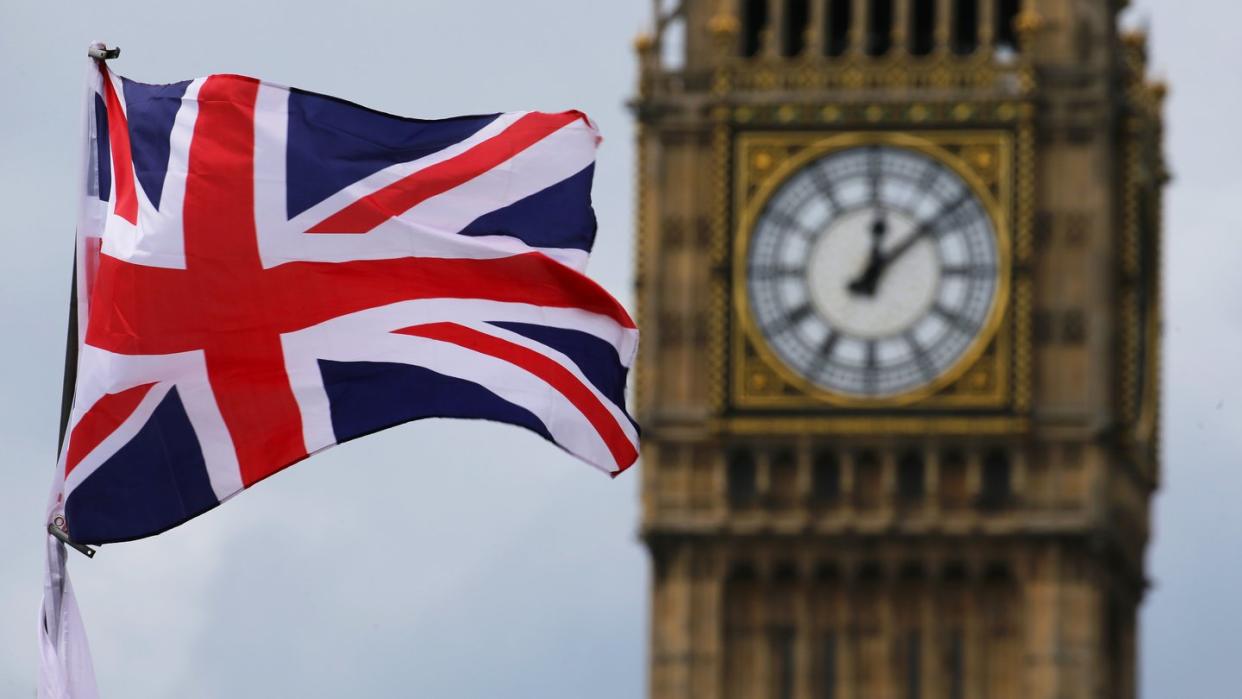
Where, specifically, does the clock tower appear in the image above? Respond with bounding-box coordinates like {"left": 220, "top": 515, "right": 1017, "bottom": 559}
{"left": 633, "top": 1, "right": 1164, "bottom": 698}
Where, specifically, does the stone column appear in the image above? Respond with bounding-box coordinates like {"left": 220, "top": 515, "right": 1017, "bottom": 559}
{"left": 850, "top": 0, "right": 868, "bottom": 55}
{"left": 807, "top": 0, "right": 828, "bottom": 56}
{"left": 935, "top": 0, "right": 953, "bottom": 55}
{"left": 765, "top": 0, "right": 784, "bottom": 59}
{"left": 978, "top": 0, "right": 995, "bottom": 54}
{"left": 893, "top": 0, "right": 911, "bottom": 54}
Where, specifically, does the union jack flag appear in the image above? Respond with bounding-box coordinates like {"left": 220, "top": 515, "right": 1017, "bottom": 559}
{"left": 56, "top": 64, "right": 639, "bottom": 546}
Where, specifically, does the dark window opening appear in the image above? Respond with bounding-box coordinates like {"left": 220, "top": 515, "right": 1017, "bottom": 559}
{"left": 854, "top": 450, "right": 882, "bottom": 508}
{"left": 742, "top": 0, "right": 770, "bottom": 57}
{"left": 770, "top": 448, "right": 797, "bottom": 503}
{"left": 952, "top": 0, "right": 979, "bottom": 55}
{"left": 826, "top": 0, "right": 852, "bottom": 56}
{"left": 911, "top": 0, "right": 936, "bottom": 55}
{"left": 771, "top": 625, "right": 796, "bottom": 699}
{"left": 867, "top": 0, "right": 894, "bottom": 56}
{"left": 1063, "top": 309, "right": 1087, "bottom": 344}
{"left": 783, "top": 0, "right": 811, "bottom": 57}
{"left": 855, "top": 562, "right": 883, "bottom": 635}
{"left": 997, "top": 0, "right": 1022, "bottom": 51}
{"left": 898, "top": 450, "right": 925, "bottom": 502}
{"left": 815, "top": 562, "right": 840, "bottom": 583}
{"left": 729, "top": 561, "right": 758, "bottom": 583}
{"left": 983, "top": 561, "right": 1011, "bottom": 582}
{"left": 947, "top": 628, "right": 965, "bottom": 699}
{"left": 729, "top": 448, "right": 758, "bottom": 505}
{"left": 905, "top": 631, "right": 922, "bottom": 699}
{"left": 1105, "top": 598, "right": 1125, "bottom": 695}
{"left": 858, "top": 561, "right": 883, "bottom": 582}
{"left": 939, "top": 449, "right": 968, "bottom": 508}
{"left": 982, "top": 563, "right": 1014, "bottom": 637}
{"left": 944, "top": 561, "right": 968, "bottom": 583}
{"left": 652, "top": 546, "right": 671, "bottom": 583}
{"left": 980, "top": 449, "right": 1012, "bottom": 508}
{"left": 774, "top": 562, "right": 799, "bottom": 585}
{"left": 819, "top": 631, "right": 838, "bottom": 699}
{"left": 899, "top": 561, "right": 925, "bottom": 582}
{"left": 1033, "top": 309, "right": 1054, "bottom": 343}
{"left": 813, "top": 450, "right": 841, "bottom": 502}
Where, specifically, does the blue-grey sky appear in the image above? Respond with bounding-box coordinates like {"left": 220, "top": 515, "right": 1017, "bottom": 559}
{"left": 0, "top": 1, "right": 1237, "bottom": 697}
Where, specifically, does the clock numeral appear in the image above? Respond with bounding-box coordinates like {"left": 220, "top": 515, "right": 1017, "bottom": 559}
{"left": 932, "top": 302, "right": 977, "bottom": 334}
{"left": 918, "top": 190, "right": 973, "bottom": 235}
{"left": 765, "top": 302, "right": 815, "bottom": 336}
{"left": 941, "top": 263, "right": 995, "bottom": 279}
{"left": 915, "top": 159, "right": 941, "bottom": 192}
{"left": 809, "top": 330, "right": 841, "bottom": 375}
{"left": 867, "top": 146, "right": 883, "bottom": 205}
{"left": 903, "top": 331, "right": 935, "bottom": 381}
{"left": 863, "top": 339, "right": 879, "bottom": 393}
{"left": 905, "top": 162, "right": 938, "bottom": 210}
{"left": 766, "top": 209, "right": 815, "bottom": 238}
{"left": 751, "top": 264, "right": 805, "bottom": 281}
{"left": 809, "top": 165, "right": 841, "bottom": 210}
{"left": 819, "top": 330, "right": 840, "bottom": 360}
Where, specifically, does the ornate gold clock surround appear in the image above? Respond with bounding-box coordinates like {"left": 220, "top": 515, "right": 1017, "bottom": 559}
{"left": 719, "top": 116, "right": 1034, "bottom": 428}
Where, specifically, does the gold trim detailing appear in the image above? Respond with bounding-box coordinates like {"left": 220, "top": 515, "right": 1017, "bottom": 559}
{"left": 708, "top": 109, "right": 731, "bottom": 413}
{"left": 714, "top": 415, "right": 1030, "bottom": 436}
{"left": 633, "top": 125, "right": 651, "bottom": 415}
{"left": 730, "top": 130, "right": 1016, "bottom": 409}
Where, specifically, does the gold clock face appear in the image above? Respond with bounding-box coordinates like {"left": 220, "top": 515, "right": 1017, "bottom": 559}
{"left": 745, "top": 144, "right": 1001, "bottom": 399}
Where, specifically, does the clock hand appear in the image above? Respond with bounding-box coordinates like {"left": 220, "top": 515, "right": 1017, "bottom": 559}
{"left": 847, "top": 211, "right": 889, "bottom": 297}
{"left": 865, "top": 191, "right": 972, "bottom": 289}
{"left": 879, "top": 223, "right": 932, "bottom": 269}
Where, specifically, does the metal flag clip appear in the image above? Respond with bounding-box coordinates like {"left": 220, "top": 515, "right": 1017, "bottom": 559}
{"left": 87, "top": 45, "right": 121, "bottom": 61}
{"left": 48, "top": 519, "right": 96, "bottom": 559}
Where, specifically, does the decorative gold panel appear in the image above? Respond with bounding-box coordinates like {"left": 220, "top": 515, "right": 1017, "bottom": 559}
{"left": 726, "top": 128, "right": 1028, "bottom": 417}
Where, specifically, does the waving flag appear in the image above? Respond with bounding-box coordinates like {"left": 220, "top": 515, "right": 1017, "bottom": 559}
{"left": 56, "top": 63, "right": 638, "bottom": 547}
{"left": 41, "top": 47, "right": 638, "bottom": 699}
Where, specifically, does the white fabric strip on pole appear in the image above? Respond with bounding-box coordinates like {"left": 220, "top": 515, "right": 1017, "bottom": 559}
{"left": 38, "top": 42, "right": 110, "bottom": 699}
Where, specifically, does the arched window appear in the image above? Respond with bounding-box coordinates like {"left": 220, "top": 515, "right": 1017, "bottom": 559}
{"left": 867, "top": 0, "right": 894, "bottom": 56}
{"left": 942, "top": 561, "right": 968, "bottom": 699}
{"left": 947, "top": 627, "right": 965, "bottom": 699}
{"left": 742, "top": 0, "right": 770, "bottom": 57}
{"left": 770, "top": 448, "right": 798, "bottom": 505}
{"left": 818, "top": 630, "right": 838, "bottom": 699}
{"left": 939, "top": 448, "right": 968, "bottom": 508}
{"left": 996, "top": 0, "right": 1022, "bottom": 52}
{"left": 910, "top": 0, "right": 936, "bottom": 56}
{"left": 898, "top": 450, "right": 925, "bottom": 502}
{"left": 812, "top": 450, "right": 841, "bottom": 502}
{"left": 904, "top": 629, "right": 922, "bottom": 699}
{"left": 782, "top": 0, "right": 811, "bottom": 57}
{"left": 980, "top": 449, "right": 1012, "bottom": 508}
{"left": 854, "top": 450, "right": 882, "bottom": 508}
{"left": 825, "top": 0, "right": 852, "bottom": 56}
{"left": 952, "top": 0, "right": 979, "bottom": 55}
{"left": 982, "top": 562, "right": 1015, "bottom": 631}
{"left": 729, "top": 448, "right": 758, "bottom": 505}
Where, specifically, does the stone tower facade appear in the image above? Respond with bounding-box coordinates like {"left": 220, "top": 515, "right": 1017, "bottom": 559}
{"left": 633, "top": 2, "right": 1164, "bottom": 698}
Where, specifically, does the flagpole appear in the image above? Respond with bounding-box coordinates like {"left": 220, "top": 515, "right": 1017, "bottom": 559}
{"left": 38, "top": 44, "right": 115, "bottom": 699}
{"left": 51, "top": 259, "right": 96, "bottom": 559}
{"left": 86, "top": 45, "right": 120, "bottom": 61}
{"left": 47, "top": 41, "right": 121, "bottom": 559}
{"left": 56, "top": 261, "right": 77, "bottom": 453}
